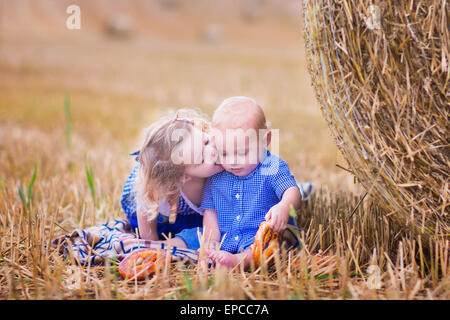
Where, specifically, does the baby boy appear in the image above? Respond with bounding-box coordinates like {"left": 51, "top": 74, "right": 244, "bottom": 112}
{"left": 201, "top": 96, "right": 302, "bottom": 268}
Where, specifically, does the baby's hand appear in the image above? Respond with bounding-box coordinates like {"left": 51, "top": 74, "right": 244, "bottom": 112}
{"left": 264, "top": 202, "right": 290, "bottom": 233}
{"left": 206, "top": 239, "right": 220, "bottom": 250}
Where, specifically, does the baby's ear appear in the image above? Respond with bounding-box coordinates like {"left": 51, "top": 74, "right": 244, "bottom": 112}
{"left": 264, "top": 130, "right": 272, "bottom": 147}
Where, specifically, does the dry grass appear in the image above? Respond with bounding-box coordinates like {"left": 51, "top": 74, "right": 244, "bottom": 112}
{"left": 0, "top": 0, "right": 448, "bottom": 300}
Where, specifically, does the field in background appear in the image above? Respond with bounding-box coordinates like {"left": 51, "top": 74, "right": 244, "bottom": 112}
{"left": 1, "top": 0, "right": 356, "bottom": 191}
{"left": 0, "top": 1, "right": 447, "bottom": 300}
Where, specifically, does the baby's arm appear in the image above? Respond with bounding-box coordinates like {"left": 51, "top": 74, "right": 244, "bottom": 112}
{"left": 200, "top": 177, "right": 221, "bottom": 249}
{"left": 280, "top": 185, "right": 302, "bottom": 211}
{"left": 137, "top": 208, "right": 159, "bottom": 241}
{"left": 265, "top": 156, "right": 302, "bottom": 232}
{"left": 266, "top": 186, "right": 302, "bottom": 232}
{"left": 203, "top": 209, "right": 221, "bottom": 249}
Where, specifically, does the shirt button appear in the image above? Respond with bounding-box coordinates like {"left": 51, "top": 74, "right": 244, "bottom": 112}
{"left": 234, "top": 235, "right": 239, "bottom": 241}
{"left": 235, "top": 193, "right": 240, "bottom": 199}
{"left": 236, "top": 215, "right": 240, "bottom": 221}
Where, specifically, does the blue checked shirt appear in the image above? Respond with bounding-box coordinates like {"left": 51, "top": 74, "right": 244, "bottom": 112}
{"left": 201, "top": 149, "right": 298, "bottom": 254}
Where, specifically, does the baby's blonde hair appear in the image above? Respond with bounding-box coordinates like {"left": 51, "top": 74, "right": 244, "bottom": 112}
{"left": 136, "top": 108, "right": 210, "bottom": 224}
{"left": 212, "top": 96, "right": 270, "bottom": 130}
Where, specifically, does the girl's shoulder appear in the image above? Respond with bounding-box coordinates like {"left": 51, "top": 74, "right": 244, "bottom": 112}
{"left": 130, "top": 150, "right": 140, "bottom": 159}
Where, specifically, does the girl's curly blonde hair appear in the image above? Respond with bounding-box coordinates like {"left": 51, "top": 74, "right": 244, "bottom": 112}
{"left": 136, "top": 108, "right": 210, "bottom": 224}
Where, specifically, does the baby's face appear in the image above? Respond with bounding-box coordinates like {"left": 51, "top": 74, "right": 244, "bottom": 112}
{"left": 212, "top": 123, "right": 266, "bottom": 177}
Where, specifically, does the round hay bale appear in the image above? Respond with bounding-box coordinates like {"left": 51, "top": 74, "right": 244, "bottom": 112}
{"left": 160, "top": 0, "right": 180, "bottom": 9}
{"left": 104, "top": 14, "right": 134, "bottom": 39}
{"left": 199, "top": 24, "right": 224, "bottom": 44}
{"left": 241, "top": 0, "right": 265, "bottom": 22}
{"left": 302, "top": 1, "right": 449, "bottom": 239}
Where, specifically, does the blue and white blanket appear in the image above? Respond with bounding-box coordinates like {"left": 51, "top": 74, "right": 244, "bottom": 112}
{"left": 52, "top": 218, "right": 200, "bottom": 266}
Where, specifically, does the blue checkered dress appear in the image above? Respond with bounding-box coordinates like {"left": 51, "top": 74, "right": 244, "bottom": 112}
{"left": 201, "top": 149, "right": 298, "bottom": 253}
{"left": 120, "top": 151, "right": 204, "bottom": 239}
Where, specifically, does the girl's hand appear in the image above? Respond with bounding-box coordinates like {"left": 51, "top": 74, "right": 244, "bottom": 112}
{"left": 264, "top": 202, "right": 289, "bottom": 233}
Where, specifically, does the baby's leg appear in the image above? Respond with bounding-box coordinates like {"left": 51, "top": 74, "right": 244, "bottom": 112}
{"left": 207, "top": 250, "right": 238, "bottom": 268}
{"left": 206, "top": 248, "right": 252, "bottom": 269}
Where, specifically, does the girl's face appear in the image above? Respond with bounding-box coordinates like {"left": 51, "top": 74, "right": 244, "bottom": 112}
{"left": 181, "top": 127, "right": 223, "bottom": 178}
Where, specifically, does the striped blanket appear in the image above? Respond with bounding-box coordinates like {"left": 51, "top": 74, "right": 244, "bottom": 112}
{"left": 51, "top": 218, "right": 200, "bottom": 266}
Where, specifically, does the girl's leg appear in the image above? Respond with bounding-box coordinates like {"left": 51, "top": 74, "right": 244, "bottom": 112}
{"left": 167, "top": 227, "right": 202, "bottom": 250}
{"left": 151, "top": 237, "right": 188, "bottom": 249}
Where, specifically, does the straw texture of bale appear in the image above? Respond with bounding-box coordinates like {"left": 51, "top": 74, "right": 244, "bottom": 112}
{"left": 302, "top": 0, "right": 449, "bottom": 239}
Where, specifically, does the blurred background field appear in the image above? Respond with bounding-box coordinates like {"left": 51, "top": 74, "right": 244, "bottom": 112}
{"left": 0, "top": 0, "right": 357, "bottom": 193}
{"left": 0, "top": 0, "right": 447, "bottom": 300}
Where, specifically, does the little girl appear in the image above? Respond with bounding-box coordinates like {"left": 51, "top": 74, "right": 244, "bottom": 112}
{"left": 120, "top": 109, "right": 223, "bottom": 244}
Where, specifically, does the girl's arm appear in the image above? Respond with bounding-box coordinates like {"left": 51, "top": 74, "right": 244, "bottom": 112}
{"left": 203, "top": 209, "right": 221, "bottom": 249}
{"left": 137, "top": 208, "right": 159, "bottom": 241}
